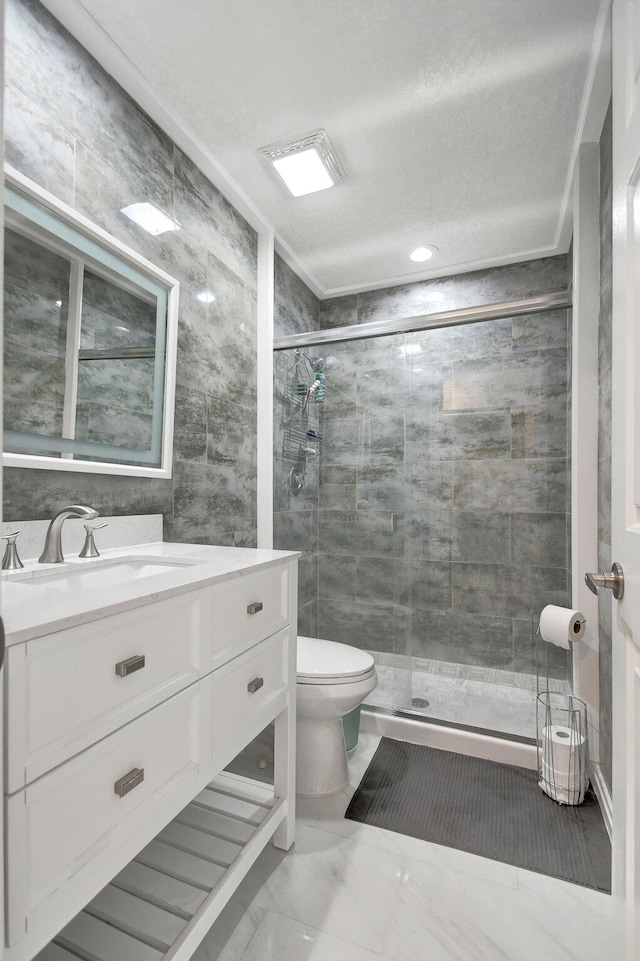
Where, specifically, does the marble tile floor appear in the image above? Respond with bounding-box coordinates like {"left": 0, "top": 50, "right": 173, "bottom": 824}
{"left": 367, "top": 654, "right": 569, "bottom": 739}
{"left": 195, "top": 734, "right": 617, "bottom": 961}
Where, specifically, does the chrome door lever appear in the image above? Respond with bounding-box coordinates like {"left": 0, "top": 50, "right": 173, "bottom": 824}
{"left": 585, "top": 562, "right": 624, "bottom": 599}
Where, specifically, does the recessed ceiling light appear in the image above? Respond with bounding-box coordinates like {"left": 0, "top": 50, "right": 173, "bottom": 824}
{"left": 120, "top": 202, "right": 181, "bottom": 236}
{"left": 259, "top": 129, "right": 345, "bottom": 197}
{"left": 409, "top": 245, "right": 438, "bottom": 263}
{"left": 197, "top": 290, "right": 216, "bottom": 304}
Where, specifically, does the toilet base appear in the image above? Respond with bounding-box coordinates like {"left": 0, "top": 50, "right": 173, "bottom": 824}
{"left": 296, "top": 715, "right": 349, "bottom": 796}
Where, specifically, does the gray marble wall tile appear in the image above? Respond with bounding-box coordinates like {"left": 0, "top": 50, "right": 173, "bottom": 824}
{"left": 511, "top": 512, "right": 567, "bottom": 568}
{"left": 454, "top": 458, "right": 568, "bottom": 513}
{"left": 451, "top": 563, "right": 568, "bottom": 619}
{"left": 319, "top": 464, "right": 357, "bottom": 511}
{"left": 410, "top": 460, "right": 454, "bottom": 512}
{"left": 410, "top": 611, "right": 514, "bottom": 669}
{"left": 513, "top": 618, "right": 568, "bottom": 678}
{"left": 356, "top": 464, "right": 409, "bottom": 510}
{"left": 409, "top": 409, "right": 512, "bottom": 461}
{"left": 298, "top": 554, "right": 319, "bottom": 608}
{"left": 451, "top": 511, "right": 511, "bottom": 564}
{"left": 4, "top": 467, "right": 172, "bottom": 521}
{"left": 6, "top": 0, "right": 175, "bottom": 209}
{"left": 298, "top": 600, "right": 319, "bottom": 638}
{"left": 511, "top": 398, "right": 567, "bottom": 459}
{"left": 318, "top": 554, "right": 356, "bottom": 600}
{"left": 320, "top": 295, "right": 358, "bottom": 329}
{"left": 512, "top": 310, "right": 568, "bottom": 351}
{"left": 318, "top": 598, "right": 407, "bottom": 653}
{"left": 274, "top": 254, "right": 320, "bottom": 337}
{"left": 5, "top": 81, "right": 75, "bottom": 204}
{"left": 318, "top": 509, "right": 405, "bottom": 558}
{"left": 356, "top": 256, "right": 568, "bottom": 326}
{"left": 273, "top": 510, "right": 318, "bottom": 555}
{"left": 4, "top": 0, "right": 259, "bottom": 544}
{"left": 174, "top": 148, "right": 258, "bottom": 291}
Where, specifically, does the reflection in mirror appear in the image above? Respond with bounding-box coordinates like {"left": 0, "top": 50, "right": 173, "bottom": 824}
{"left": 3, "top": 169, "right": 178, "bottom": 477}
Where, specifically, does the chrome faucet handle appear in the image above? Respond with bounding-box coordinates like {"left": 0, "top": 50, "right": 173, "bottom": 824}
{"left": 2, "top": 531, "right": 24, "bottom": 571}
{"left": 79, "top": 523, "right": 108, "bottom": 559}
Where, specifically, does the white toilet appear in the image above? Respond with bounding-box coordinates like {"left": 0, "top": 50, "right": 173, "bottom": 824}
{"left": 296, "top": 636, "right": 377, "bottom": 796}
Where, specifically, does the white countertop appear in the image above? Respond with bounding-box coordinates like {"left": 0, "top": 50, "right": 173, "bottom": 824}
{"left": 1, "top": 542, "right": 300, "bottom": 645}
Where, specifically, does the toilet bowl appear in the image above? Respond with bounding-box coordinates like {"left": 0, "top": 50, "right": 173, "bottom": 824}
{"left": 296, "top": 636, "right": 377, "bottom": 796}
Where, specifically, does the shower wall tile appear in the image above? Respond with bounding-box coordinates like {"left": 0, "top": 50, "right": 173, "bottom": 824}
{"left": 4, "top": 0, "right": 259, "bottom": 550}
{"left": 511, "top": 399, "right": 567, "bottom": 459}
{"left": 319, "top": 465, "right": 357, "bottom": 511}
{"left": 410, "top": 611, "right": 514, "bottom": 669}
{"left": 298, "top": 554, "right": 319, "bottom": 607}
{"left": 274, "top": 255, "right": 320, "bottom": 337}
{"left": 318, "top": 598, "right": 407, "bottom": 653}
{"left": 318, "top": 554, "right": 356, "bottom": 600}
{"left": 511, "top": 311, "right": 568, "bottom": 351}
{"left": 409, "top": 409, "right": 512, "bottom": 461}
{"left": 318, "top": 509, "right": 406, "bottom": 558}
{"left": 320, "top": 295, "right": 358, "bottom": 329}
{"left": 453, "top": 458, "right": 568, "bottom": 513}
{"left": 356, "top": 464, "right": 409, "bottom": 511}
{"left": 451, "top": 563, "right": 568, "bottom": 620}
{"left": 512, "top": 618, "right": 569, "bottom": 679}
{"left": 450, "top": 511, "right": 511, "bottom": 564}
{"left": 511, "top": 512, "right": 567, "bottom": 568}
{"left": 410, "top": 461, "right": 454, "bottom": 512}
{"left": 273, "top": 509, "right": 318, "bottom": 555}
{"left": 318, "top": 256, "right": 568, "bottom": 330}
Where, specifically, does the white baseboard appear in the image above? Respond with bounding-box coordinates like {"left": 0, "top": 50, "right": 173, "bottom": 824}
{"left": 361, "top": 709, "right": 538, "bottom": 770}
{"left": 590, "top": 763, "right": 613, "bottom": 840}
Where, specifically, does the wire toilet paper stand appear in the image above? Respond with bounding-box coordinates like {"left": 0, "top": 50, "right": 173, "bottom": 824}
{"left": 536, "top": 690, "right": 588, "bottom": 805}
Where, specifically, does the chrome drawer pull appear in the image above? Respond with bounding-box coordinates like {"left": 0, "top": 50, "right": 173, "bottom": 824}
{"left": 247, "top": 601, "right": 263, "bottom": 615}
{"left": 115, "top": 654, "right": 146, "bottom": 677}
{"left": 247, "top": 676, "right": 264, "bottom": 694}
{"left": 114, "top": 767, "right": 144, "bottom": 797}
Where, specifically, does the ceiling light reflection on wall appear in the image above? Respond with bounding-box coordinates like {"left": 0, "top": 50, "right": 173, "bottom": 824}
{"left": 121, "top": 202, "right": 181, "bottom": 236}
{"left": 400, "top": 344, "right": 423, "bottom": 356}
{"left": 197, "top": 290, "right": 216, "bottom": 304}
{"left": 425, "top": 291, "right": 445, "bottom": 303}
{"left": 259, "top": 129, "right": 345, "bottom": 197}
{"left": 409, "top": 245, "right": 438, "bottom": 263}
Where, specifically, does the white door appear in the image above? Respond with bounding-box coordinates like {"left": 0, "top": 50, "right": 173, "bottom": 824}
{"left": 612, "top": 2, "right": 640, "bottom": 957}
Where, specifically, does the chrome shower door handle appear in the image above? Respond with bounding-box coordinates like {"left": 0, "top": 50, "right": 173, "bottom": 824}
{"left": 585, "top": 562, "right": 624, "bottom": 599}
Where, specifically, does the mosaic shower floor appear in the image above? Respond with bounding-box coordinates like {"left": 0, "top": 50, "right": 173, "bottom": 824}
{"left": 366, "top": 653, "right": 569, "bottom": 739}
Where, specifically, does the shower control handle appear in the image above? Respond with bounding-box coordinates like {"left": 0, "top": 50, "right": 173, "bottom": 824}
{"left": 585, "top": 562, "right": 624, "bottom": 600}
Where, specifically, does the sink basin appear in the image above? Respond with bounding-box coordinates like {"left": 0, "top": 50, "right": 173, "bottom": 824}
{"left": 11, "top": 556, "right": 200, "bottom": 591}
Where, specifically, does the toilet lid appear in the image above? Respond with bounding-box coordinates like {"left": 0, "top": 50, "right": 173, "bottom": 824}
{"left": 297, "top": 636, "right": 375, "bottom": 680}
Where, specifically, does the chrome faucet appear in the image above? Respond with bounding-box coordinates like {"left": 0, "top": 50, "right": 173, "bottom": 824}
{"left": 38, "top": 505, "right": 99, "bottom": 564}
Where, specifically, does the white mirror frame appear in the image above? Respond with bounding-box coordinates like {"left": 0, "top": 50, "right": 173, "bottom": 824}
{"left": 4, "top": 165, "right": 179, "bottom": 479}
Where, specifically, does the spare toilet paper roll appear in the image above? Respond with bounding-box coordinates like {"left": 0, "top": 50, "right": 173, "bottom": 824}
{"left": 539, "top": 605, "right": 586, "bottom": 649}
{"left": 541, "top": 725, "right": 584, "bottom": 776}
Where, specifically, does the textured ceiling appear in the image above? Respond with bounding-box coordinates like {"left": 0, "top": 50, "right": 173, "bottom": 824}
{"left": 74, "top": 0, "right": 603, "bottom": 295}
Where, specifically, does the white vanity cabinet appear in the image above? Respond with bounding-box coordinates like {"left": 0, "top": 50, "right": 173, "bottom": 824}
{"left": 2, "top": 547, "right": 298, "bottom": 961}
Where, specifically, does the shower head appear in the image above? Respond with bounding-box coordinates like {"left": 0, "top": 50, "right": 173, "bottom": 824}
{"left": 310, "top": 356, "right": 325, "bottom": 372}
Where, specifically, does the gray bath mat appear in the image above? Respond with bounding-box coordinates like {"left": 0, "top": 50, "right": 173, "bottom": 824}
{"left": 345, "top": 738, "right": 611, "bottom": 892}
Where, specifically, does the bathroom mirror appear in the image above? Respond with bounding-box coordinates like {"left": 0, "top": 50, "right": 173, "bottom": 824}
{"left": 3, "top": 167, "right": 179, "bottom": 477}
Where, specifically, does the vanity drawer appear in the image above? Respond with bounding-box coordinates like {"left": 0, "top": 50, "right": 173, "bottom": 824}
{"left": 211, "top": 564, "right": 289, "bottom": 666}
{"left": 5, "top": 680, "right": 210, "bottom": 948}
{"left": 211, "top": 628, "right": 288, "bottom": 750}
{"left": 6, "top": 592, "right": 207, "bottom": 792}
